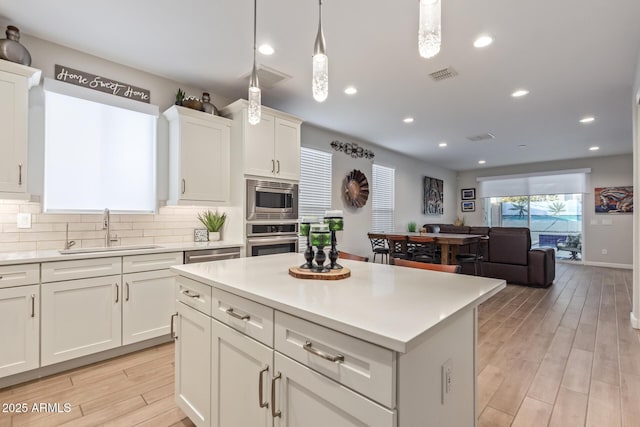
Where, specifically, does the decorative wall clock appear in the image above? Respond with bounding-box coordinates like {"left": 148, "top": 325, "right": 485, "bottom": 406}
{"left": 344, "top": 169, "right": 369, "bottom": 208}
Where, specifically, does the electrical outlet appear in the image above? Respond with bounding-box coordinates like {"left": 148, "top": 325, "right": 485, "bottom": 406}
{"left": 441, "top": 359, "right": 453, "bottom": 404}
{"left": 602, "top": 249, "right": 608, "bottom": 255}
{"left": 16, "top": 213, "right": 31, "bottom": 229}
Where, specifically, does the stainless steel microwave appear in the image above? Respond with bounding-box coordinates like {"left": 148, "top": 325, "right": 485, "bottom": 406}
{"left": 246, "top": 179, "right": 298, "bottom": 221}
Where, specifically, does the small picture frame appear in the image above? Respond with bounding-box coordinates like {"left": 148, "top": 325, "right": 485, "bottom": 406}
{"left": 461, "top": 201, "right": 476, "bottom": 212}
{"left": 461, "top": 188, "right": 476, "bottom": 200}
{"left": 194, "top": 228, "right": 209, "bottom": 242}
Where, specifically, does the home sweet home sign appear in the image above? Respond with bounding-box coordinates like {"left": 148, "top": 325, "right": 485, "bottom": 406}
{"left": 54, "top": 64, "right": 150, "bottom": 103}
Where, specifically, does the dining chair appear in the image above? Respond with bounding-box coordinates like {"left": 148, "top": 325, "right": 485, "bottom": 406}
{"left": 393, "top": 258, "right": 461, "bottom": 273}
{"left": 338, "top": 251, "right": 369, "bottom": 262}
{"left": 367, "top": 233, "right": 390, "bottom": 264}
{"left": 407, "top": 235, "right": 439, "bottom": 263}
{"left": 386, "top": 235, "right": 410, "bottom": 261}
{"left": 455, "top": 236, "right": 488, "bottom": 276}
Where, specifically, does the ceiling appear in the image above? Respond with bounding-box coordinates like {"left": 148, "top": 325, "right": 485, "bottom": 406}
{"left": 2, "top": 0, "right": 640, "bottom": 171}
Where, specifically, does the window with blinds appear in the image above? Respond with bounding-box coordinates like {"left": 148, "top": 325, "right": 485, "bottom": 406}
{"left": 372, "top": 164, "right": 395, "bottom": 232}
{"left": 299, "top": 147, "right": 333, "bottom": 251}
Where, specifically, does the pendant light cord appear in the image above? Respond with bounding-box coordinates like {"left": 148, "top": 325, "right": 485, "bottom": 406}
{"left": 253, "top": 0, "right": 257, "bottom": 64}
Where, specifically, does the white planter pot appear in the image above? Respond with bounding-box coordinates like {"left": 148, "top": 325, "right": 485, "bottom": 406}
{"left": 208, "top": 231, "right": 221, "bottom": 241}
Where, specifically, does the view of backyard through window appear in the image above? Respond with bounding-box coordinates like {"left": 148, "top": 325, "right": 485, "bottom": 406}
{"left": 485, "top": 194, "right": 583, "bottom": 261}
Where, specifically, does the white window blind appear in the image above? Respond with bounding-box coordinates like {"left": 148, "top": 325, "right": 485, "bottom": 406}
{"left": 299, "top": 147, "right": 332, "bottom": 251}
{"left": 43, "top": 79, "right": 158, "bottom": 212}
{"left": 477, "top": 169, "right": 591, "bottom": 198}
{"left": 372, "top": 164, "right": 395, "bottom": 233}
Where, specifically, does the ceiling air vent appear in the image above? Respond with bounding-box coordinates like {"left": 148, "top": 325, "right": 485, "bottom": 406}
{"left": 429, "top": 67, "right": 458, "bottom": 82}
{"left": 243, "top": 65, "right": 291, "bottom": 89}
{"left": 466, "top": 133, "right": 495, "bottom": 142}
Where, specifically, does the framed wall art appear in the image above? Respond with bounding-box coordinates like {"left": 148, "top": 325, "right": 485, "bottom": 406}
{"left": 461, "top": 188, "right": 476, "bottom": 200}
{"left": 594, "top": 186, "right": 633, "bottom": 213}
{"left": 423, "top": 176, "right": 444, "bottom": 215}
{"left": 461, "top": 201, "right": 475, "bottom": 212}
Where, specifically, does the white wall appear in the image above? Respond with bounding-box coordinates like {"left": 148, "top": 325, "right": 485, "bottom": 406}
{"left": 20, "top": 33, "right": 232, "bottom": 201}
{"left": 301, "top": 124, "right": 457, "bottom": 258}
{"left": 457, "top": 155, "right": 633, "bottom": 267}
{"left": 631, "top": 52, "right": 640, "bottom": 328}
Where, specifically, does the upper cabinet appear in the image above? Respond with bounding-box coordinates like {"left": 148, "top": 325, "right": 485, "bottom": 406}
{"left": 163, "top": 106, "right": 232, "bottom": 205}
{"left": 221, "top": 100, "right": 302, "bottom": 181}
{"left": 0, "top": 60, "right": 41, "bottom": 195}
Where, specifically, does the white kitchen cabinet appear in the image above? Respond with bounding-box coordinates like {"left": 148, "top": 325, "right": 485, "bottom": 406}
{"left": 175, "top": 301, "right": 211, "bottom": 427}
{"left": 0, "top": 60, "right": 41, "bottom": 195}
{"left": 41, "top": 275, "right": 122, "bottom": 366}
{"left": 164, "top": 105, "right": 232, "bottom": 205}
{"left": 273, "top": 352, "right": 395, "bottom": 427}
{"left": 221, "top": 100, "right": 302, "bottom": 181}
{"left": 212, "top": 320, "right": 272, "bottom": 427}
{"left": 122, "top": 269, "right": 176, "bottom": 345}
{"left": 0, "top": 285, "right": 39, "bottom": 378}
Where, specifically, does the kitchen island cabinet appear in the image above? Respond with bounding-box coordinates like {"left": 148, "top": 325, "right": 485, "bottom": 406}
{"left": 171, "top": 253, "right": 505, "bottom": 427}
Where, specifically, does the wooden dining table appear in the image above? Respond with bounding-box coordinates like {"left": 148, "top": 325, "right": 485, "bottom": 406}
{"left": 373, "top": 232, "right": 485, "bottom": 265}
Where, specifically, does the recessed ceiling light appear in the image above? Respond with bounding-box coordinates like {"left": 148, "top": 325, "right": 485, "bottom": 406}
{"left": 511, "top": 89, "right": 529, "bottom": 98}
{"left": 258, "top": 44, "right": 274, "bottom": 55}
{"left": 473, "top": 35, "right": 493, "bottom": 48}
{"left": 589, "top": 146, "right": 600, "bottom": 151}
{"left": 580, "top": 116, "right": 595, "bottom": 123}
{"left": 478, "top": 160, "right": 486, "bottom": 164}
{"left": 403, "top": 117, "right": 414, "bottom": 123}
{"left": 438, "top": 142, "right": 447, "bottom": 148}
{"left": 344, "top": 86, "right": 357, "bottom": 95}
{"left": 518, "top": 144, "right": 527, "bottom": 148}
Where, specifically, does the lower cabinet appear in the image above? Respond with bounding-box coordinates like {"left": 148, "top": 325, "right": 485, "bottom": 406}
{"left": 0, "top": 285, "right": 39, "bottom": 377}
{"left": 41, "top": 275, "right": 122, "bottom": 366}
{"left": 175, "top": 301, "right": 211, "bottom": 427}
{"left": 212, "top": 320, "right": 272, "bottom": 427}
{"left": 123, "top": 269, "right": 176, "bottom": 345}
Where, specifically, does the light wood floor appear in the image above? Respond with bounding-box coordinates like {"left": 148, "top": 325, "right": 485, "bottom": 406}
{"left": 0, "top": 263, "right": 638, "bottom": 426}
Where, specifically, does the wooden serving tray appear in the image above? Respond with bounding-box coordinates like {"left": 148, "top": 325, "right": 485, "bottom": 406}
{"left": 288, "top": 266, "right": 351, "bottom": 280}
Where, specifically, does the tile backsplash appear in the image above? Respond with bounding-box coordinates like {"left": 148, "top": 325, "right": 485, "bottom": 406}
{"left": 0, "top": 200, "right": 237, "bottom": 252}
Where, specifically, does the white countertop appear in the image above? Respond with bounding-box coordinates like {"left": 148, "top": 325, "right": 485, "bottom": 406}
{"left": 171, "top": 253, "right": 506, "bottom": 353}
{"left": 0, "top": 241, "right": 244, "bottom": 266}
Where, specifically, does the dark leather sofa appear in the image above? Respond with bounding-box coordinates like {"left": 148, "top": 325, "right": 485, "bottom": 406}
{"left": 424, "top": 224, "right": 555, "bottom": 287}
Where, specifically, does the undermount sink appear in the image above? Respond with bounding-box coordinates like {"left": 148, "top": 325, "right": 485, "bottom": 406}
{"left": 59, "top": 245, "right": 161, "bottom": 255}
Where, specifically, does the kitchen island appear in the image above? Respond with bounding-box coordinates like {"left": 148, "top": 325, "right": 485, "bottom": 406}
{"left": 171, "top": 253, "right": 505, "bottom": 427}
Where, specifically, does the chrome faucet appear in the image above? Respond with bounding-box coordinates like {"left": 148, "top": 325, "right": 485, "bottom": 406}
{"left": 103, "top": 208, "right": 112, "bottom": 247}
{"left": 64, "top": 223, "right": 76, "bottom": 250}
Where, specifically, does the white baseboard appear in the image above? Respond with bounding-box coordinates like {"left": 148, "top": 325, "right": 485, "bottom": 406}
{"left": 632, "top": 312, "right": 640, "bottom": 329}
{"left": 582, "top": 261, "right": 633, "bottom": 270}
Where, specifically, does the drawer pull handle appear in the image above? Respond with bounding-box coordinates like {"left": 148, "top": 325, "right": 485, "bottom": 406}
{"left": 125, "top": 282, "right": 130, "bottom": 301}
{"left": 31, "top": 294, "right": 35, "bottom": 318}
{"left": 226, "top": 308, "right": 250, "bottom": 321}
{"left": 303, "top": 341, "right": 344, "bottom": 363}
{"left": 181, "top": 289, "right": 200, "bottom": 299}
{"left": 271, "top": 159, "right": 275, "bottom": 173}
{"left": 258, "top": 366, "right": 269, "bottom": 409}
{"left": 115, "top": 283, "right": 119, "bottom": 303}
{"left": 182, "top": 179, "right": 186, "bottom": 194}
{"left": 18, "top": 163, "right": 22, "bottom": 186}
{"left": 276, "top": 160, "right": 280, "bottom": 174}
{"left": 170, "top": 312, "right": 178, "bottom": 340}
{"left": 271, "top": 372, "right": 282, "bottom": 418}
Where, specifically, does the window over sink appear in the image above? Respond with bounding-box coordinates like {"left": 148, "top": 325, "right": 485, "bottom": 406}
{"left": 43, "top": 79, "right": 158, "bottom": 213}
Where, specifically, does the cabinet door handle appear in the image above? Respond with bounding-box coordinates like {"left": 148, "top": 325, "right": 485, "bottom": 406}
{"left": 226, "top": 307, "right": 250, "bottom": 321}
{"left": 271, "top": 372, "right": 282, "bottom": 418}
{"left": 182, "top": 179, "right": 186, "bottom": 194}
{"left": 30, "top": 294, "right": 35, "bottom": 318}
{"left": 181, "top": 289, "right": 200, "bottom": 299}
{"left": 258, "top": 366, "right": 269, "bottom": 408}
{"left": 303, "top": 341, "right": 344, "bottom": 363}
{"left": 271, "top": 159, "right": 275, "bottom": 173}
{"left": 115, "top": 283, "right": 119, "bottom": 303}
{"left": 18, "top": 163, "right": 22, "bottom": 186}
{"left": 170, "top": 312, "right": 178, "bottom": 340}
{"left": 276, "top": 160, "right": 280, "bottom": 174}
{"left": 125, "top": 282, "right": 130, "bottom": 301}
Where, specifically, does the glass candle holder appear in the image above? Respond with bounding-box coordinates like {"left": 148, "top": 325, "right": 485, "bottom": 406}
{"left": 310, "top": 223, "right": 330, "bottom": 272}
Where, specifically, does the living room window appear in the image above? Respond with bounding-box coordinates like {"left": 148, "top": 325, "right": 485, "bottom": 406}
{"left": 299, "top": 147, "right": 332, "bottom": 251}
{"left": 372, "top": 164, "right": 395, "bottom": 232}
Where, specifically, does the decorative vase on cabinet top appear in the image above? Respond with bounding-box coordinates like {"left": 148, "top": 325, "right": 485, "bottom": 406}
{"left": 202, "top": 92, "right": 219, "bottom": 115}
{"left": 0, "top": 26, "right": 32, "bottom": 66}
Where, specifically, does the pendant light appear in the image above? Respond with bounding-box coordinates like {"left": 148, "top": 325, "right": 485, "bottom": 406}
{"left": 248, "top": 0, "right": 261, "bottom": 125}
{"left": 312, "top": 0, "right": 328, "bottom": 102}
{"left": 418, "top": 0, "right": 441, "bottom": 58}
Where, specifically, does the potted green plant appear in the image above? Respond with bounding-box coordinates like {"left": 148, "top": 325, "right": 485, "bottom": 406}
{"left": 197, "top": 210, "right": 227, "bottom": 241}
{"left": 408, "top": 221, "right": 417, "bottom": 232}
